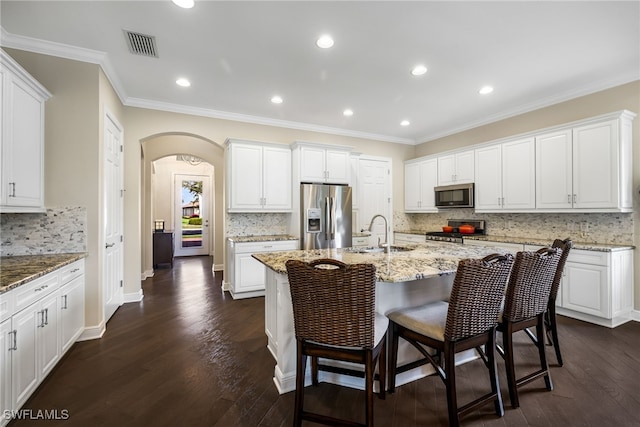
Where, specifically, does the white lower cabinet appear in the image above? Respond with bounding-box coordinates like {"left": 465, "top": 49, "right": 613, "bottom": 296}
{"left": 394, "top": 232, "right": 426, "bottom": 245}
{"left": 464, "top": 239, "right": 633, "bottom": 327}
{"left": 228, "top": 240, "right": 298, "bottom": 299}
{"left": 352, "top": 236, "right": 370, "bottom": 248}
{"left": 1, "top": 259, "right": 85, "bottom": 427}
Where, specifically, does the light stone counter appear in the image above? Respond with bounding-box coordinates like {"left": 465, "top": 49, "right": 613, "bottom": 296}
{"left": 252, "top": 241, "right": 509, "bottom": 283}
{"left": 227, "top": 234, "right": 298, "bottom": 243}
{"left": 0, "top": 253, "right": 87, "bottom": 294}
{"left": 463, "top": 235, "right": 633, "bottom": 252}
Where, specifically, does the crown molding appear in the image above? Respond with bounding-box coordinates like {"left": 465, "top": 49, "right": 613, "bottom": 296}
{"left": 418, "top": 72, "right": 640, "bottom": 144}
{"left": 0, "top": 27, "right": 415, "bottom": 145}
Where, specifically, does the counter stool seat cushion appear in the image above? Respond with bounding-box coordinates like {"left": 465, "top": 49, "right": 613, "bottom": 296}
{"left": 387, "top": 300, "right": 448, "bottom": 342}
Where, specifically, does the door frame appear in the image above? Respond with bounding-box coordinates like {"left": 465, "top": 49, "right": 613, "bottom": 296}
{"left": 357, "top": 155, "right": 393, "bottom": 246}
{"left": 173, "top": 172, "right": 212, "bottom": 257}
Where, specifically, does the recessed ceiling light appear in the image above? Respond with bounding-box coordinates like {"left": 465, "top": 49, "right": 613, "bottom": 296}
{"left": 479, "top": 86, "right": 494, "bottom": 95}
{"left": 411, "top": 65, "right": 428, "bottom": 76}
{"left": 316, "top": 35, "right": 334, "bottom": 49}
{"left": 176, "top": 78, "right": 191, "bottom": 87}
{"left": 271, "top": 95, "right": 283, "bottom": 104}
{"left": 343, "top": 109, "right": 354, "bottom": 117}
{"left": 400, "top": 120, "right": 410, "bottom": 126}
{"left": 172, "top": 0, "right": 194, "bottom": 8}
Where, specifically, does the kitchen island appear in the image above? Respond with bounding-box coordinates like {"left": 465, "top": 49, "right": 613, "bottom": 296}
{"left": 253, "top": 241, "right": 510, "bottom": 394}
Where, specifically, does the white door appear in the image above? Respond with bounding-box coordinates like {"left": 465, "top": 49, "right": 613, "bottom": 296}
{"left": 103, "top": 112, "right": 124, "bottom": 323}
{"left": 174, "top": 174, "right": 211, "bottom": 257}
{"left": 358, "top": 157, "right": 391, "bottom": 246}
{"left": 535, "top": 129, "right": 573, "bottom": 209}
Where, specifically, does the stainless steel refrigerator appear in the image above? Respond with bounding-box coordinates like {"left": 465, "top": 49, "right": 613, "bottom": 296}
{"left": 300, "top": 183, "right": 352, "bottom": 250}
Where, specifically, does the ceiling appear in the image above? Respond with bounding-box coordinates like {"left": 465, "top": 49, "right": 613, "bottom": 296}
{"left": 1, "top": 1, "right": 638, "bottom": 145}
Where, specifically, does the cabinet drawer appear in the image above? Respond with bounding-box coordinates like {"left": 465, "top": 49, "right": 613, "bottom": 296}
{"left": 14, "top": 273, "right": 59, "bottom": 314}
{"left": 568, "top": 249, "right": 608, "bottom": 266}
{"left": 59, "top": 260, "right": 84, "bottom": 285}
{"left": 353, "top": 236, "right": 370, "bottom": 247}
{"left": 235, "top": 240, "right": 298, "bottom": 254}
{"left": 395, "top": 233, "right": 425, "bottom": 244}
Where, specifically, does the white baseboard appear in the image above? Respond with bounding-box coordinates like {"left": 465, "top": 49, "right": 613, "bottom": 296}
{"left": 124, "top": 290, "right": 144, "bottom": 303}
{"left": 78, "top": 322, "right": 106, "bottom": 341}
{"left": 631, "top": 310, "right": 640, "bottom": 322}
{"left": 141, "top": 269, "right": 154, "bottom": 280}
{"left": 213, "top": 263, "right": 224, "bottom": 272}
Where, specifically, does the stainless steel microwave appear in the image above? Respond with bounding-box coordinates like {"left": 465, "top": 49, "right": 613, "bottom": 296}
{"left": 434, "top": 183, "right": 474, "bottom": 208}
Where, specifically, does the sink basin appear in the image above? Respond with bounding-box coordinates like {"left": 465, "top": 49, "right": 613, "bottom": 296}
{"left": 347, "top": 245, "right": 413, "bottom": 254}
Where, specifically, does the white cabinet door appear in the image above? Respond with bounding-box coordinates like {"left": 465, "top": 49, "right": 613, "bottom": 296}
{"left": 572, "top": 119, "right": 618, "bottom": 209}
{"left": 11, "top": 304, "right": 38, "bottom": 410}
{"left": 299, "top": 145, "right": 327, "bottom": 182}
{"left": 404, "top": 158, "right": 437, "bottom": 212}
{"left": 474, "top": 145, "right": 502, "bottom": 210}
{"left": 227, "top": 140, "right": 292, "bottom": 212}
{"left": 229, "top": 143, "right": 263, "bottom": 210}
{"left": 38, "top": 292, "right": 60, "bottom": 380}
{"left": 325, "top": 150, "right": 350, "bottom": 183}
{"left": 535, "top": 129, "right": 573, "bottom": 209}
{"left": 437, "top": 151, "right": 474, "bottom": 185}
{"left": 235, "top": 253, "right": 267, "bottom": 294}
{"left": 562, "top": 262, "right": 609, "bottom": 318}
{"left": 502, "top": 137, "right": 536, "bottom": 210}
{"left": 59, "top": 275, "right": 85, "bottom": 354}
{"left": 263, "top": 145, "right": 292, "bottom": 210}
{"left": 0, "top": 52, "right": 50, "bottom": 212}
{"left": 1, "top": 319, "right": 12, "bottom": 423}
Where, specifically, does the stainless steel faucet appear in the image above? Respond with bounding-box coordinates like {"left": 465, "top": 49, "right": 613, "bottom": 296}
{"left": 366, "top": 214, "right": 389, "bottom": 253}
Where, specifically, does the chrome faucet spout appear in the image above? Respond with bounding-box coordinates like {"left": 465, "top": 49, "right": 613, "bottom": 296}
{"left": 367, "top": 214, "right": 389, "bottom": 253}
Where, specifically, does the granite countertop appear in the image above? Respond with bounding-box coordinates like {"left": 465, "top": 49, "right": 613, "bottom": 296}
{"left": 463, "top": 235, "right": 634, "bottom": 252}
{"left": 227, "top": 234, "right": 299, "bottom": 243}
{"left": 252, "top": 241, "right": 510, "bottom": 283}
{"left": 0, "top": 253, "right": 87, "bottom": 294}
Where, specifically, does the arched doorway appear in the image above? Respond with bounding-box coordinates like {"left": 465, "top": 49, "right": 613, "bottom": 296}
{"left": 140, "top": 133, "right": 225, "bottom": 279}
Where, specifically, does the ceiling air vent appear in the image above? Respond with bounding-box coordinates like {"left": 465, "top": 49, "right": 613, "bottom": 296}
{"left": 124, "top": 30, "right": 158, "bottom": 58}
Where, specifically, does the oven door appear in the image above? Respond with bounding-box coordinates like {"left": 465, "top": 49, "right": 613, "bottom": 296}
{"left": 434, "top": 183, "right": 474, "bottom": 208}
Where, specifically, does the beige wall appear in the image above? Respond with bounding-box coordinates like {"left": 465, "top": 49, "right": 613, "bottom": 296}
{"left": 4, "top": 48, "right": 105, "bottom": 329}
{"left": 415, "top": 80, "right": 640, "bottom": 310}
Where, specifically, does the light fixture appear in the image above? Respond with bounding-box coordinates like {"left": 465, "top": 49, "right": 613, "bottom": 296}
{"left": 176, "top": 78, "right": 191, "bottom": 87}
{"left": 400, "top": 120, "right": 410, "bottom": 126}
{"left": 479, "top": 85, "right": 494, "bottom": 95}
{"left": 316, "top": 35, "right": 334, "bottom": 49}
{"left": 271, "top": 95, "right": 283, "bottom": 104}
{"left": 411, "top": 65, "right": 428, "bottom": 76}
{"left": 177, "top": 155, "right": 203, "bottom": 166}
{"left": 172, "top": 0, "right": 195, "bottom": 9}
{"left": 343, "top": 109, "right": 354, "bottom": 117}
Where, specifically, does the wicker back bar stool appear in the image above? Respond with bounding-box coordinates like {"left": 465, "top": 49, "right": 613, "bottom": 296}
{"left": 285, "top": 258, "right": 387, "bottom": 427}
{"left": 497, "top": 247, "right": 562, "bottom": 408}
{"left": 546, "top": 238, "right": 573, "bottom": 366}
{"left": 387, "top": 253, "right": 514, "bottom": 427}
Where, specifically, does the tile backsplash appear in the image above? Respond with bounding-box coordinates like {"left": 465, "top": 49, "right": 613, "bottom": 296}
{"left": 395, "top": 209, "right": 633, "bottom": 246}
{"left": 1, "top": 207, "right": 87, "bottom": 256}
{"left": 226, "top": 213, "right": 291, "bottom": 237}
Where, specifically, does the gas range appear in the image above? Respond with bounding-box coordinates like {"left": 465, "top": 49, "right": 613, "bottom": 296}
{"left": 425, "top": 220, "right": 486, "bottom": 244}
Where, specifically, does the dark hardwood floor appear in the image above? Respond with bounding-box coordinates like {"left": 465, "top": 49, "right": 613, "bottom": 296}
{"left": 11, "top": 256, "right": 640, "bottom": 426}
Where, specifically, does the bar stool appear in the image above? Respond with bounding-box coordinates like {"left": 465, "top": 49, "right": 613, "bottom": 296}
{"left": 387, "top": 253, "right": 514, "bottom": 427}
{"left": 497, "top": 247, "right": 562, "bottom": 408}
{"left": 285, "top": 258, "right": 387, "bottom": 427}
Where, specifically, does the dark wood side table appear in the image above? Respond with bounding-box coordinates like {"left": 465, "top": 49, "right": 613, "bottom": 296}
{"left": 153, "top": 231, "right": 174, "bottom": 268}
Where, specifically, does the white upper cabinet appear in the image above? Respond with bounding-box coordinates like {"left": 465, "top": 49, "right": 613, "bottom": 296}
{"left": 1, "top": 50, "right": 51, "bottom": 213}
{"left": 226, "top": 139, "right": 292, "bottom": 212}
{"left": 536, "top": 111, "right": 634, "bottom": 212}
{"left": 437, "top": 150, "right": 474, "bottom": 185}
{"left": 294, "top": 142, "right": 351, "bottom": 184}
{"left": 475, "top": 137, "right": 535, "bottom": 211}
{"left": 404, "top": 157, "right": 437, "bottom": 212}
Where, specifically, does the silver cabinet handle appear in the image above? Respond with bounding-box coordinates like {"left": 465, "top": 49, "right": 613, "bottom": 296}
{"left": 62, "top": 295, "right": 68, "bottom": 310}
{"left": 70, "top": 268, "right": 80, "bottom": 273}
{"left": 38, "top": 310, "right": 45, "bottom": 328}
{"left": 567, "top": 194, "right": 571, "bottom": 204}
{"left": 8, "top": 182, "right": 16, "bottom": 197}
{"left": 44, "top": 308, "right": 49, "bottom": 326}
{"left": 106, "top": 243, "right": 115, "bottom": 248}
{"left": 573, "top": 194, "right": 577, "bottom": 203}
{"left": 9, "top": 330, "right": 17, "bottom": 351}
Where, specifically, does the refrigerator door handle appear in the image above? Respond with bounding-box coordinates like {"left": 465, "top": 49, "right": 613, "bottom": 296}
{"left": 330, "top": 197, "right": 336, "bottom": 240}
{"left": 325, "top": 197, "right": 331, "bottom": 242}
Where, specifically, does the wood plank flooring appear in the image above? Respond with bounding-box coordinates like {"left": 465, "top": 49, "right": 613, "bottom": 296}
{"left": 10, "top": 256, "right": 640, "bottom": 426}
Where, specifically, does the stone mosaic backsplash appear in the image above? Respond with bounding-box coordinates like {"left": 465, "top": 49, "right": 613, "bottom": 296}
{"left": 226, "top": 212, "right": 291, "bottom": 237}
{"left": 0, "top": 207, "right": 87, "bottom": 256}
{"left": 395, "top": 209, "right": 633, "bottom": 246}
